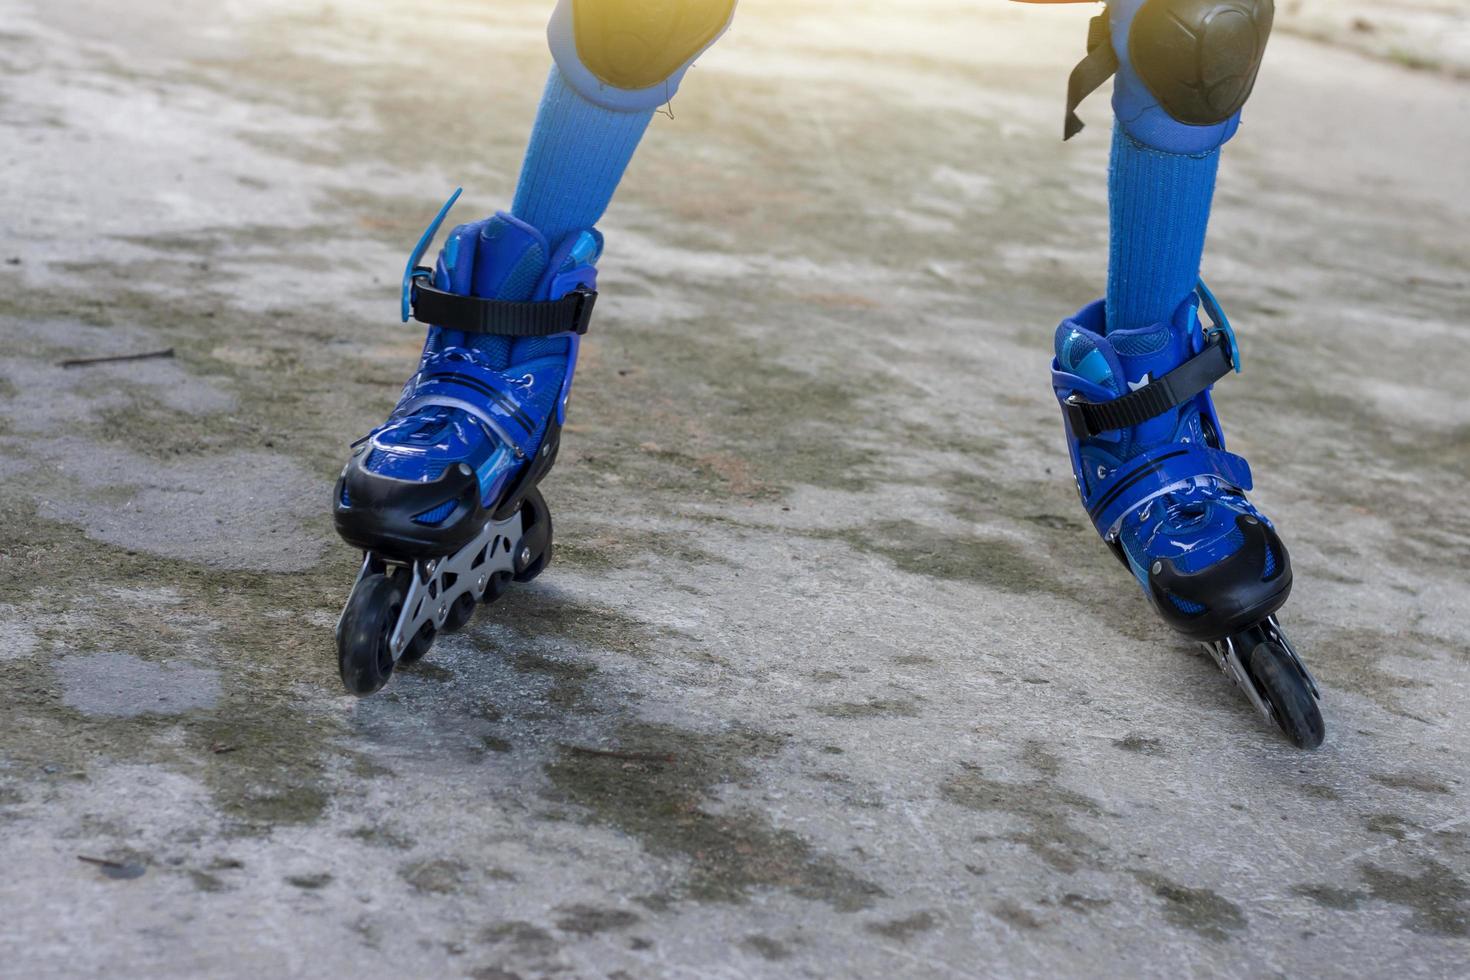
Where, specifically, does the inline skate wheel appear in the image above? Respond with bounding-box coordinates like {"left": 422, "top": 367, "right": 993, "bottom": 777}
{"left": 337, "top": 572, "right": 403, "bottom": 696}
{"left": 397, "top": 622, "right": 438, "bottom": 666}
{"left": 481, "top": 570, "right": 513, "bottom": 605}
{"left": 442, "top": 593, "right": 477, "bottom": 633}
{"left": 512, "top": 487, "right": 554, "bottom": 584}
{"left": 1248, "top": 640, "right": 1325, "bottom": 750}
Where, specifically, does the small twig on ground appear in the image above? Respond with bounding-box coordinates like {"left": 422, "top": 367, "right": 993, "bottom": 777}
{"left": 210, "top": 743, "right": 238, "bottom": 755}
{"left": 564, "top": 745, "right": 676, "bottom": 764}
{"left": 58, "top": 348, "right": 175, "bottom": 369}
{"left": 77, "top": 855, "right": 125, "bottom": 869}
{"left": 77, "top": 855, "right": 147, "bottom": 879}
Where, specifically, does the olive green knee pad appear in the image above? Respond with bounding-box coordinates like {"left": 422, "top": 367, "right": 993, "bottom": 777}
{"left": 548, "top": 0, "right": 736, "bottom": 111}
{"left": 1131, "top": 0, "right": 1274, "bottom": 126}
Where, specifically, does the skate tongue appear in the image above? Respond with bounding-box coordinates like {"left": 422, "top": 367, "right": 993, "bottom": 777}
{"left": 458, "top": 214, "right": 552, "bottom": 364}
{"left": 1106, "top": 322, "right": 1189, "bottom": 393}
{"left": 1055, "top": 306, "right": 1198, "bottom": 450}
{"left": 473, "top": 215, "right": 549, "bottom": 302}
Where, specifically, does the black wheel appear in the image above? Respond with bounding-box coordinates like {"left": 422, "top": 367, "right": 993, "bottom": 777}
{"left": 1248, "top": 640, "right": 1325, "bottom": 750}
{"left": 337, "top": 573, "right": 403, "bottom": 696}
{"left": 397, "top": 622, "right": 437, "bottom": 666}
{"left": 442, "top": 592, "right": 477, "bottom": 633}
{"left": 513, "top": 487, "right": 554, "bottom": 584}
{"left": 481, "top": 570, "right": 513, "bottom": 605}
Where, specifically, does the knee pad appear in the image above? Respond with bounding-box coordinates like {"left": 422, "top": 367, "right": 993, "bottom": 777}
{"left": 1050, "top": 0, "right": 1272, "bottom": 153}
{"left": 1112, "top": 0, "right": 1273, "bottom": 152}
{"left": 1128, "top": 0, "right": 1274, "bottom": 127}
{"left": 548, "top": 0, "right": 737, "bottom": 112}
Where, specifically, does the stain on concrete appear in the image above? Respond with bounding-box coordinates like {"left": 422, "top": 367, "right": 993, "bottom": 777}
{"left": 469, "top": 967, "right": 523, "bottom": 980}
{"left": 1132, "top": 871, "right": 1248, "bottom": 942}
{"left": 553, "top": 904, "right": 640, "bottom": 936}
{"left": 510, "top": 651, "right": 601, "bottom": 716}
{"left": 1112, "top": 734, "right": 1165, "bottom": 755}
{"left": 942, "top": 742, "right": 1106, "bottom": 873}
{"left": 742, "top": 934, "right": 792, "bottom": 961}
{"left": 1312, "top": 628, "right": 1437, "bottom": 720}
{"left": 827, "top": 519, "right": 1069, "bottom": 601}
{"left": 55, "top": 651, "right": 220, "bottom": 717}
{"left": 815, "top": 697, "right": 921, "bottom": 719}
{"left": 1359, "top": 861, "right": 1470, "bottom": 937}
{"left": 286, "top": 872, "right": 332, "bottom": 890}
{"left": 994, "top": 902, "right": 1045, "bottom": 931}
{"left": 1371, "top": 772, "right": 1452, "bottom": 795}
{"left": 1061, "top": 893, "right": 1112, "bottom": 913}
{"left": 347, "top": 825, "right": 416, "bottom": 850}
{"left": 544, "top": 722, "right": 882, "bottom": 910}
{"left": 479, "top": 921, "right": 559, "bottom": 958}
{"left": 865, "top": 910, "right": 939, "bottom": 940}
{"left": 1365, "top": 813, "right": 1417, "bottom": 840}
{"left": 1292, "top": 883, "right": 1365, "bottom": 911}
{"left": 400, "top": 859, "right": 469, "bottom": 895}
{"left": 189, "top": 869, "right": 228, "bottom": 893}
{"left": 37, "top": 445, "right": 325, "bottom": 573}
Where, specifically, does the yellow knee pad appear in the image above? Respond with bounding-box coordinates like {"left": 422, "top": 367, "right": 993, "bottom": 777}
{"left": 572, "top": 0, "right": 736, "bottom": 91}
{"left": 548, "top": 0, "right": 735, "bottom": 110}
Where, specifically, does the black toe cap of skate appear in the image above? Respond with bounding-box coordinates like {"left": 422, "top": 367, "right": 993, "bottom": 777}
{"left": 333, "top": 446, "right": 486, "bottom": 561}
{"left": 1145, "top": 513, "right": 1293, "bottom": 643}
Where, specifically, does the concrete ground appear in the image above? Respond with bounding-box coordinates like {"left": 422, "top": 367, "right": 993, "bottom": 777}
{"left": 1, "top": 1, "right": 1468, "bottom": 977}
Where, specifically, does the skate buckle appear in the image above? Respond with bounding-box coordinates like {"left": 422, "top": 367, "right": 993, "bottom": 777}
{"left": 1196, "top": 279, "right": 1241, "bottom": 374}
{"left": 402, "top": 188, "right": 465, "bottom": 323}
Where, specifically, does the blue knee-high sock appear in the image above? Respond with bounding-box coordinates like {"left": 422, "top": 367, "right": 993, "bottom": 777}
{"left": 510, "top": 66, "right": 656, "bottom": 250}
{"left": 460, "top": 66, "right": 654, "bottom": 370}
{"left": 1105, "top": 123, "right": 1221, "bottom": 334}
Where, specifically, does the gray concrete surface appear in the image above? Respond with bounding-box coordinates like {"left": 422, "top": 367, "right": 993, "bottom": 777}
{"left": 1, "top": 1, "right": 1468, "bottom": 977}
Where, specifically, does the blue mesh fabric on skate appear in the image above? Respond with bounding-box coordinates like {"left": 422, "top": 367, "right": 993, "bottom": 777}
{"left": 1110, "top": 325, "right": 1170, "bottom": 358}
{"left": 413, "top": 499, "right": 458, "bottom": 526}
{"left": 1169, "top": 595, "right": 1207, "bottom": 615}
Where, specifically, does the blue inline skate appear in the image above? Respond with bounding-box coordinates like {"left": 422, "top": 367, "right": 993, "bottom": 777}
{"left": 1052, "top": 283, "right": 1324, "bottom": 748}
{"left": 334, "top": 190, "right": 599, "bottom": 696}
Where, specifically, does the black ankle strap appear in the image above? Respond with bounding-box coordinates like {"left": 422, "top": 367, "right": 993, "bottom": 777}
{"left": 1063, "top": 334, "right": 1235, "bottom": 439}
{"left": 410, "top": 279, "right": 598, "bottom": 337}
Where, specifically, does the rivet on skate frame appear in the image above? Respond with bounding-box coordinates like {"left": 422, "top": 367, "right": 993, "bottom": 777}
{"left": 519, "top": 547, "right": 532, "bottom": 566}
{"left": 1152, "top": 561, "right": 1163, "bottom": 575}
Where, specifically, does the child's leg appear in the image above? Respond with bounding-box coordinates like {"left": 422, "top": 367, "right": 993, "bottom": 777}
{"left": 1047, "top": 2, "right": 1323, "bottom": 747}
{"left": 334, "top": 0, "right": 737, "bottom": 696}
{"left": 1103, "top": 0, "right": 1268, "bottom": 334}
{"left": 513, "top": 0, "right": 736, "bottom": 246}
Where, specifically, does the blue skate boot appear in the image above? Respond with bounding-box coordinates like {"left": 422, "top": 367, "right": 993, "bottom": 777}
{"left": 334, "top": 191, "right": 599, "bottom": 696}
{"left": 1052, "top": 283, "right": 1323, "bottom": 747}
